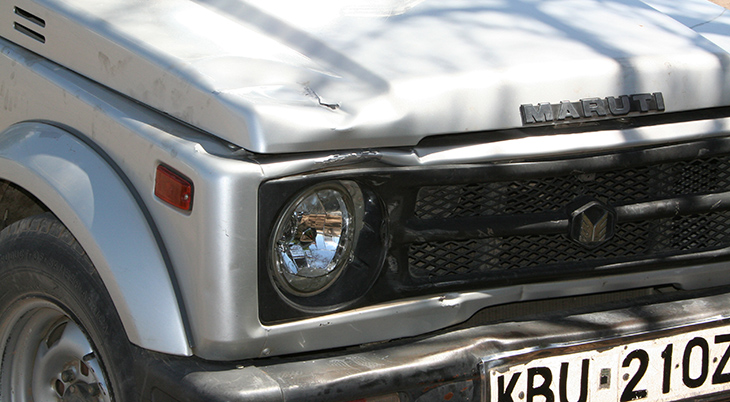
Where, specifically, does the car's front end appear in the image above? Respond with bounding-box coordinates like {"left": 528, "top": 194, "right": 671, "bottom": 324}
{"left": 3, "top": 0, "right": 730, "bottom": 401}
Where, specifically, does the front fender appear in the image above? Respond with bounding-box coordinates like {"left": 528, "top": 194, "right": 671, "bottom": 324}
{"left": 0, "top": 122, "right": 191, "bottom": 356}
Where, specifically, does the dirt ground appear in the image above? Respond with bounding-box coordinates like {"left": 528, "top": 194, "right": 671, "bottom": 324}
{"left": 710, "top": 0, "right": 730, "bottom": 8}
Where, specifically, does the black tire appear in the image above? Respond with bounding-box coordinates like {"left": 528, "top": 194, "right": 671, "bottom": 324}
{"left": 0, "top": 214, "right": 136, "bottom": 401}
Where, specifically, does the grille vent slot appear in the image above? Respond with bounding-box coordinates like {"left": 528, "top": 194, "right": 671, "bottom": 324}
{"left": 13, "top": 7, "right": 45, "bottom": 43}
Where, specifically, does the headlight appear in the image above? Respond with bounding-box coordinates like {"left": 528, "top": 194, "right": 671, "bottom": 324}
{"left": 270, "top": 181, "right": 359, "bottom": 296}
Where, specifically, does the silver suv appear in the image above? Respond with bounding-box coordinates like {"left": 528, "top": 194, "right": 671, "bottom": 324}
{"left": 1, "top": 0, "right": 730, "bottom": 401}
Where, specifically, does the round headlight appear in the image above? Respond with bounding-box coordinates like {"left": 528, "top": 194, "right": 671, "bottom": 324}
{"left": 270, "top": 182, "right": 357, "bottom": 296}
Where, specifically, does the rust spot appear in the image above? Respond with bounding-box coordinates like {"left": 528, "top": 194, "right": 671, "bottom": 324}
{"left": 444, "top": 392, "right": 454, "bottom": 400}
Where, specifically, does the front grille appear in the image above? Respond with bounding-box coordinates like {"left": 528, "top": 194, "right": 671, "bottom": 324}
{"left": 399, "top": 141, "right": 730, "bottom": 291}
{"left": 409, "top": 212, "right": 730, "bottom": 283}
{"left": 415, "top": 156, "right": 730, "bottom": 219}
{"left": 260, "top": 136, "right": 730, "bottom": 321}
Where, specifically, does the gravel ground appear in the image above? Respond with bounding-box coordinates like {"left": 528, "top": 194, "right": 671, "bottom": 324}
{"left": 709, "top": 0, "right": 730, "bottom": 8}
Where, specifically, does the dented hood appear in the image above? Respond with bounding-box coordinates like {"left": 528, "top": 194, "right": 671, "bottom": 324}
{"left": 7, "top": 0, "right": 730, "bottom": 153}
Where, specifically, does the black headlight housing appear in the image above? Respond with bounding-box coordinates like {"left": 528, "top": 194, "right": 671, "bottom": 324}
{"left": 259, "top": 175, "right": 386, "bottom": 323}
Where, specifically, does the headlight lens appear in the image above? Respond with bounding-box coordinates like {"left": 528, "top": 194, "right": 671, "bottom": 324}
{"left": 271, "top": 182, "right": 358, "bottom": 296}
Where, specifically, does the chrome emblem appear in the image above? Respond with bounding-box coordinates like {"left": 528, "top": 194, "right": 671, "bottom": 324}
{"left": 568, "top": 199, "right": 616, "bottom": 248}
{"left": 521, "top": 92, "right": 665, "bottom": 126}
{"left": 579, "top": 210, "right": 609, "bottom": 243}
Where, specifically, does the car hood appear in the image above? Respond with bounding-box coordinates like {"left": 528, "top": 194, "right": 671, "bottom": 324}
{"left": 9, "top": 0, "right": 730, "bottom": 153}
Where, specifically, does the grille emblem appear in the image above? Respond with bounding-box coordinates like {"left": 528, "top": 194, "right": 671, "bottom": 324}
{"left": 568, "top": 199, "right": 616, "bottom": 248}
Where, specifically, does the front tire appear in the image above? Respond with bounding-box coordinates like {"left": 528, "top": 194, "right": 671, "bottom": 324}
{"left": 0, "top": 214, "right": 136, "bottom": 401}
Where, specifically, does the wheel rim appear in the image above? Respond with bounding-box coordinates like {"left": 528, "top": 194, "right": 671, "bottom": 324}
{"left": 0, "top": 298, "right": 112, "bottom": 402}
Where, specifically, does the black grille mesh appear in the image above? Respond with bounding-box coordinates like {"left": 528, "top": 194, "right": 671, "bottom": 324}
{"left": 415, "top": 156, "right": 730, "bottom": 219}
{"left": 408, "top": 153, "right": 730, "bottom": 286}
{"left": 409, "top": 212, "right": 730, "bottom": 282}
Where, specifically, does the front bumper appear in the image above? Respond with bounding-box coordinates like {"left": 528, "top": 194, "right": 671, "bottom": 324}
{"left": 135, "top": 288, "right": 730, "bottom": 402}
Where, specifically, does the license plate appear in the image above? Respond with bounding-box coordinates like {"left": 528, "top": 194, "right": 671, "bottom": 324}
{"left": 485, "top": 324, "right": 730, "bottom": 402}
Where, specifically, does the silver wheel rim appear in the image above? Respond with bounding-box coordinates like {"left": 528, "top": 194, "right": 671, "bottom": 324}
{"left": 0, "top": 298, "right": 112, "bottom": 402}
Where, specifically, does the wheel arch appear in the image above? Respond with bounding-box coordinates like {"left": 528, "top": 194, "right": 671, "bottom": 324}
{"left": 0, "top": 121, "right": 192, "bottom": 356}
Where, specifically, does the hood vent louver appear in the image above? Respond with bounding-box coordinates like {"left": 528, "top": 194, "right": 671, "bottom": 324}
{"left": 13, "top": 7, "right": 45, "bottom": 43}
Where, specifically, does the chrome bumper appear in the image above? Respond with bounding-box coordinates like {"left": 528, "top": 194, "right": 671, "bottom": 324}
{"left": 138, "top": 289, "right": 730, "bottom": 402}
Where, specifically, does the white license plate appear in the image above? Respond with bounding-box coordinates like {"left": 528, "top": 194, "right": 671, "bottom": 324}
{"left": 486, "top": 324, "right": 730, "bottom": 402}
